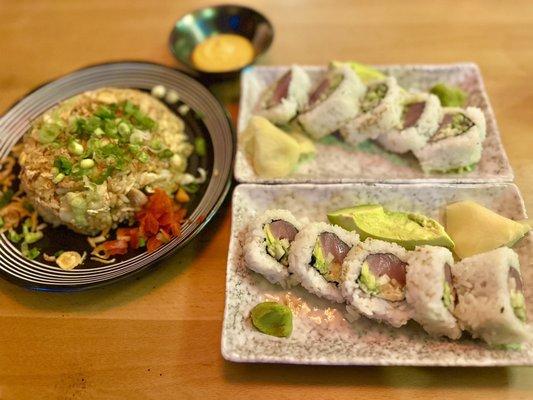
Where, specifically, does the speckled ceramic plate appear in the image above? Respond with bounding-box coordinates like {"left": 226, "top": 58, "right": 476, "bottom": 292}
{"left": 222, "top": 183, "right": 533, "bottom": 366}
{"left": 235, "top": 63, "right": 513, "bottom": 183}
{"left": 0, "top": 62, "right": 234, "bottom": 291}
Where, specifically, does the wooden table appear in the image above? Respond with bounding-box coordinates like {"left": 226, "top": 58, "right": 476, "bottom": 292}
{"left": 1, "top": 1, "right": 532, "bottom": 398}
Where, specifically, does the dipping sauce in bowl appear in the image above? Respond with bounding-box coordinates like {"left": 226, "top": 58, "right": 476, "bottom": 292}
{"left": 191, "top": 33, "right": 255, "bottom": 73}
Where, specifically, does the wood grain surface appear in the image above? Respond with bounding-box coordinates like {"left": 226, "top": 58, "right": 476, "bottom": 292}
{"left": 1, "top": 1, "right": 532, "bottom": 399}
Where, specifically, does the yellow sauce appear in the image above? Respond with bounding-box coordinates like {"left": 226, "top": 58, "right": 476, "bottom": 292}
{"left": 192, "top": 34, "right": 254, "bottom": 72}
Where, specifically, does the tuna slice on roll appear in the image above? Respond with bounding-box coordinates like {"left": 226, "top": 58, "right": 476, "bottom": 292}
{"left": 341, "top": 238, "right": 412, "bottom": 327}
{"left": 256, "top": 65, "right": 312, "bottom": 125}
{"left": 288, "top": 222, "right": 360, "bottom": 303}
{"left": 297, "top": 64, "right": 366, "bottom": 140}
{"left": 244, "top": 209, "right": 304, "bottom": 288}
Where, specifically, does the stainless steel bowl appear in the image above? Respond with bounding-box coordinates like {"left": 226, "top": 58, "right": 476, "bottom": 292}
{"left": 169, "top": 4, "right": 274, "bottom": 78}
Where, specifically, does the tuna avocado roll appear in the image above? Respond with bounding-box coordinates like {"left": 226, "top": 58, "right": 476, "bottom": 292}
{"left": 406, "top": 245, "right": 462, "bottom": 339}
{"left": 451, "top": 247, "right": 531, "bottom": 346}
{"left": 297, "top": 64, "right": 366, "bottom": 139}
{"left": 341, "top": 238, "right": 412, "bottom": 327}
{"left": 340, "top": 76, "right": 403, "bottom": 145}
{"left": 288, "top": 222, "right": 359, "bottom": 303}
{"left": 256, "top": 65, "right": 312, "bottom": 125}
{"left": 244, "top": 209, "right": 303, "bottom": 288}
{"left": 414, "top": 106, "right": 486, "bottom": 173}
{"left": 376, "top": 92, "right": 442, "bottom": 154}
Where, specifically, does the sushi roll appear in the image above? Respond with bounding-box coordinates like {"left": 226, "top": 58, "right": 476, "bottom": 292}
{"left": 341, "top": 238, "right": 412, "bottom": 327}
{"left": 297, "top": 64, "right": 366, "bottom": 139}
{"left": 451, "top": 247, "right": 531, "bottom": 346}
{"left": 256, "top": 65, "right": 312, "bottom": 124}
{"left": 414, "top": 106, "right": 486, "bottom": 173}
{"left": 244, "top": 209, "right": 303, "bottom": 288}
{"left": 376, "top": 92, "right": 442, "bottom": 154}
{"left": 406, "top": 246, "right": 462, "bottom": 339}
{"left": 288, "top": 222, "right": 359, "bottom": 303}
{"left": 340, "top": 76, "right": 403, "bottom": 145}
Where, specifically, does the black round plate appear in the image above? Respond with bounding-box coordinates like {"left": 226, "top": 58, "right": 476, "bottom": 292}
{"left": 0, "top": 62, "right": 234, "bottom": 291}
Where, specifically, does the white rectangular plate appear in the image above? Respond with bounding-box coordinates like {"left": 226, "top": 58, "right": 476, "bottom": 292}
{"left": 235, "top": 63, "right": 513, "bottom": 183}
{"left": 222, "top": 183, "right": 533, "bottom": 366}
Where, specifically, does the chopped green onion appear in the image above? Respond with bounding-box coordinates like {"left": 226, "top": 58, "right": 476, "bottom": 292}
{"left": 53, "top": 156, "right": 72, "bottom": 176}
{"left": 8, "top": 229, "right": 21, "bottom": 243}
{"left": 194, "top": 137, "right": 206, "bottom": 156}
{"left": 80, "top": 159, "right": 95, "bottom": 169}
{"left": 94, "top": 127, "right": 105, "bottom": 136}
{"left": 183, "top": 182, "right": 199, "bottom": 194}
{"left": 21, "top": 242, "right": 40, "bottom": 260}
{"left": 159, "top": 149, "right": 173, "bottom": 159}
{"left": 86, "top": 116, "right": 102, "bottom": 132}
{"left": 138, "top": 237, "right": 146, "bottom": 248}
{"left": 22, "top": 201, "right": 34, "bottom": 212}
{"left": 68, "top": 140, "right": 84, "bottom": 155}
{"left": 53, "top": 173, "right": 65, "bottom": 183}
{"left": 24, "top": 231, "right": 43, "bottom": 245}
{"left": 117, "top": 122, "right": 131, "bottom": 136}
{"left": 95, "top": 105, "right": 115, "bottom": 120}
{"left": 137, "top": 152, "right": 149, "bottom": 163}
{"left": 149, "top": 139, "right": 163, "bottom": 150}
{"left": 38, "top": 123, "right": 61, "bottom": 144}
{"left": 54, "top": 250, "right": 64, "bottom": 258}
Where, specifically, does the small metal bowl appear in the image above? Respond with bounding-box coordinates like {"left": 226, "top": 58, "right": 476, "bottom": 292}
{"left": 169, "top": 4, "right": 274, "bottom": 78}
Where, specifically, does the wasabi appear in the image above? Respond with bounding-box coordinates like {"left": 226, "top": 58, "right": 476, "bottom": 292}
{"left": 250, "top": 302, "right": 293, "bottom": 338}
{"left": 430, "top": 83, "right": 467, "bottom": 107}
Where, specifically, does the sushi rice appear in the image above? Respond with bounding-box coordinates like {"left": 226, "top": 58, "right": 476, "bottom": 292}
{"left": 406, "top": 245, "right": 462, "bottom": 339}
{"left": 288, "top": 222, "right": 359, "bottom": 303}
{"left": 376, "top": 92, "right": 442, "bottom": 154}
{"left": 244, "top": 209, "right": 304, "bottom": 288}
{"left": 298, "top": 64, "right": 366, "bottom": 139}
{"left": 342, "top": 238, "right": 412, "bottom": 328}
{"left": 340, "top": 76, "right": 403, "bottom": 145}
{"left": 256, "top": 65, "right": 312, "bottom": 124}
{"left": 414, "top": 106, "right": 486, "bottom": 173}
{"left": 452, "top": 247, "right": 531, "bottom": 346}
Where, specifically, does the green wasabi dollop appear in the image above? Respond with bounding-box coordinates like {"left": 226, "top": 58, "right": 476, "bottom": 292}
{"left": 430, "top": 83, "right": 467, "bottom": 107}
{"left": 250, "top": 302, "right": 293, "bottom": 338}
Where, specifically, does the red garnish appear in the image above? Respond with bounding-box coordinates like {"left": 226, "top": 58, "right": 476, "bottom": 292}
{"left": 96, "top": 188, "right": 187, "bottom": 255}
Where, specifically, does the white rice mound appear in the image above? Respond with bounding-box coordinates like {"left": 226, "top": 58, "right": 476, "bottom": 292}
{"left": 451, "top": 247, "right": 532, "bottom": 346}
{"left": 256, "top": 65, "right": 311, "bottom": 124}
{"left": 341, "top": 238, "right": 412, "bottom": 328}
{"left": 340, "top": 76, "right": 403, "bottom": 145}
{"left": 243, "top": 209, "right": 303, "bottom": 288}
{"left": 406, "top": 245, "right": 462, "bottom": 339}
{"left": 414, "top": 106, "right": 487, "bottom": 173}
{"left": 376, "top": 92, "right": 442, "bottom": 154}
{"left": 297, "top": 65, "right": 366, "bottom": 140}
{"left": 288, "top": 222, "right": 360, "bottom": 303}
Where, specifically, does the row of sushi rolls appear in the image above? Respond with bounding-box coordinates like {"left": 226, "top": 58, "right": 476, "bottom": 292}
{"left": 244, "top": 207, "right": 531, "bottom": 347}
{"left": 253, "top": 62, "right": 486, "bottom": 173}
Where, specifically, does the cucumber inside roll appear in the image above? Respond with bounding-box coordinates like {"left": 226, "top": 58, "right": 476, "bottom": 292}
{"left": 358, "top": 253, "right": 407, "bottom": 302}
{"left": 360, "top": 82, "right": 389, "bottom": 112}
{"left": 310, "top": 232, "right": 350, "bottom": 283}
{"left": 264, "top": 220, "right": 298, "bottom": 266}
